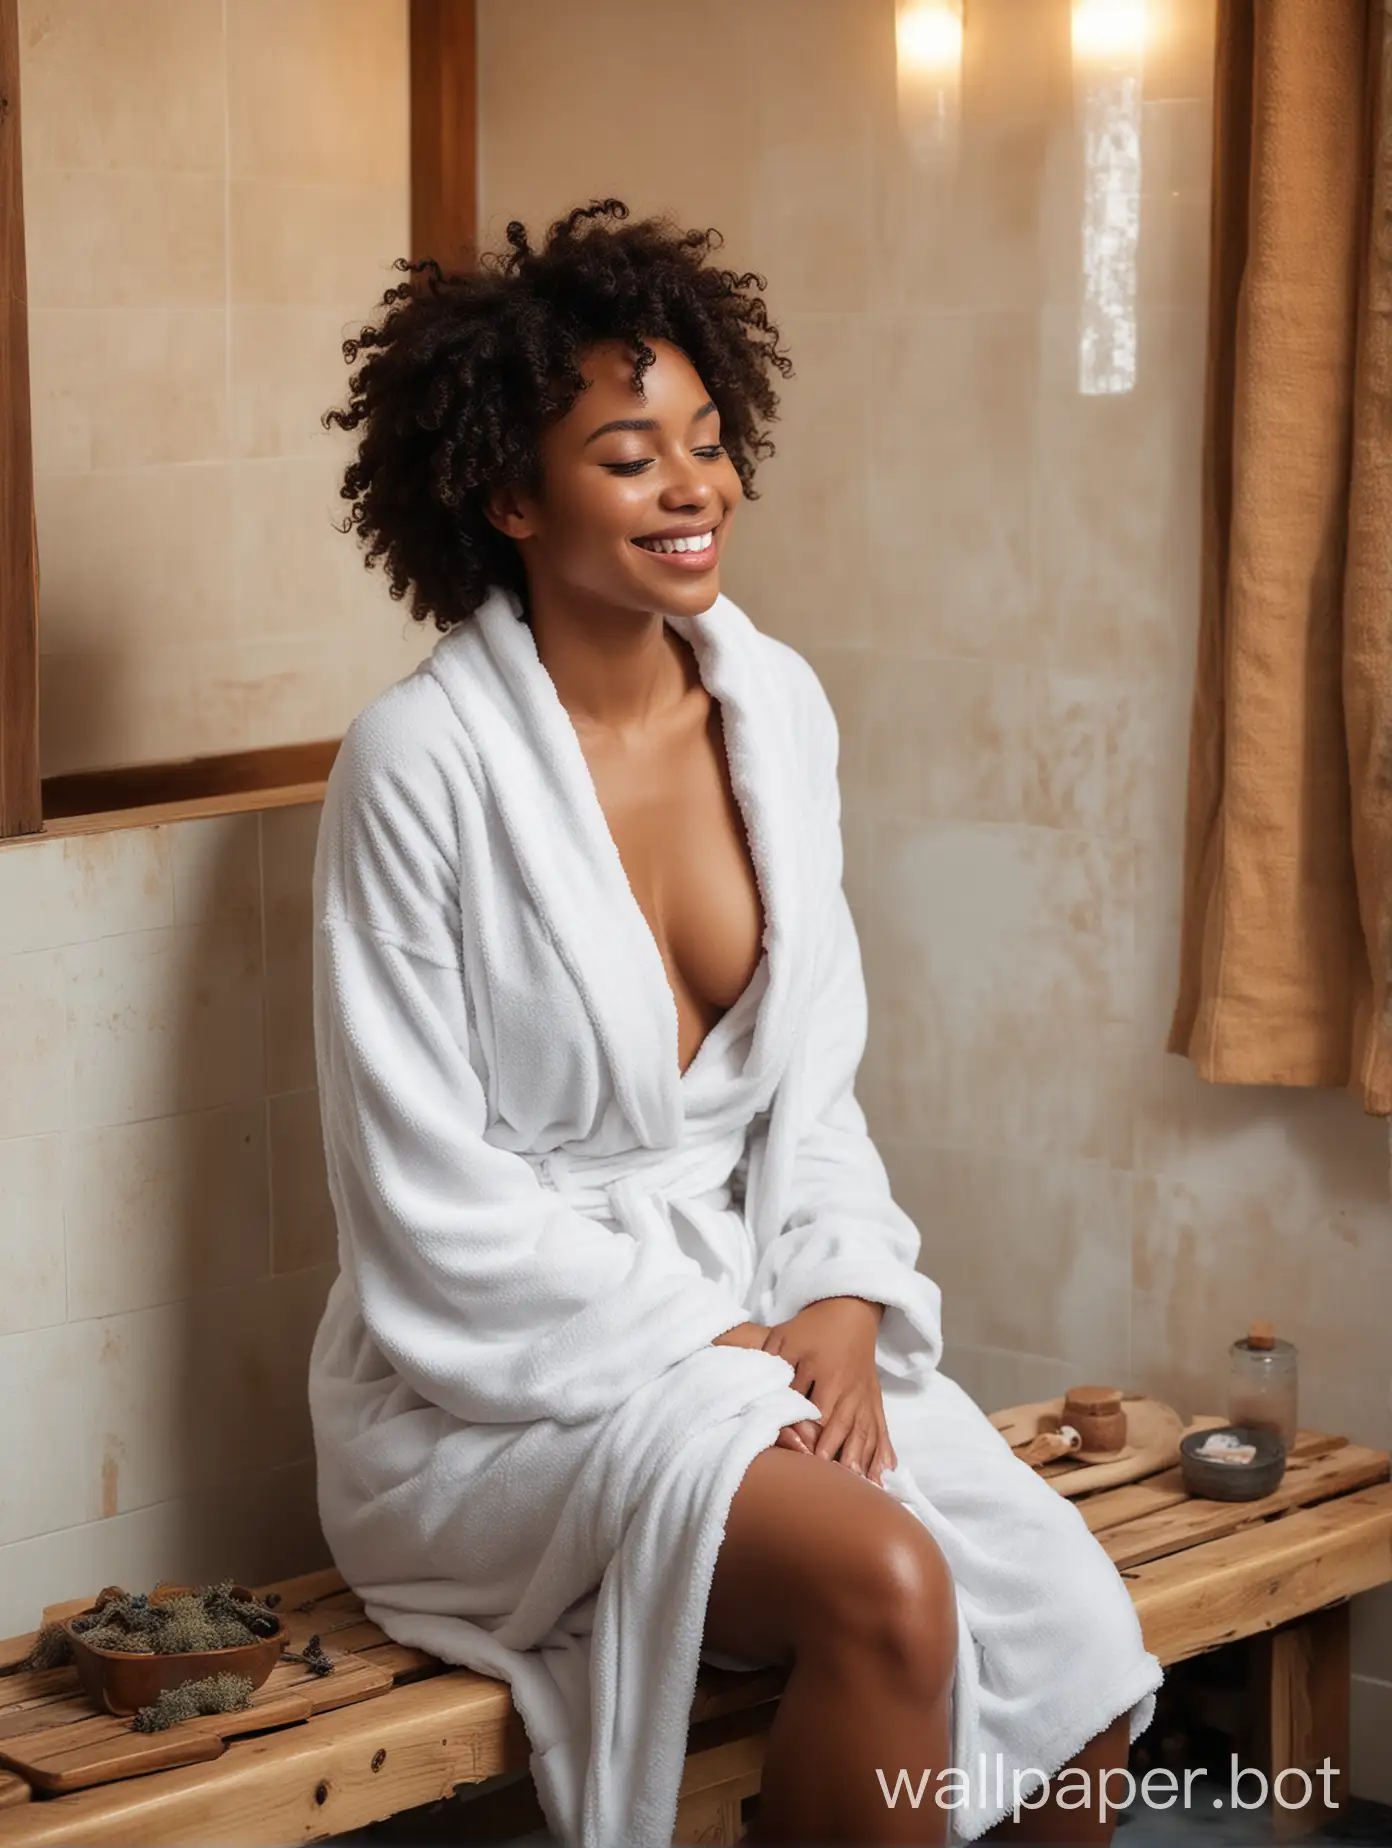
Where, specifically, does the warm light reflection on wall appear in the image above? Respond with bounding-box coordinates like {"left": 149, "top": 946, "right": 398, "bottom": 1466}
{"left": 1073, "top": 0, "right": 1146, "bottom": 395}
{"left": 896, "top": 0, "right": 965, "bottom": 171}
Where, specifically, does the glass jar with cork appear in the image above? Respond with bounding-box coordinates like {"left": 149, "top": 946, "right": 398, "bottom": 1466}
{"left": 1227, "top": 1319, "right": 1298, "bottom": 1451}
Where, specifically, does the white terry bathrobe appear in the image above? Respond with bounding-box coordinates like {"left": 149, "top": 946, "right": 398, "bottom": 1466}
{"left": 308, "top": 585, "right": 1163, "bottom": 1848}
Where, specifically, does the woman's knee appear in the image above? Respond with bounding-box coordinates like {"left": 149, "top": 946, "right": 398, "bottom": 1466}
{"left": 803, "top": 1497, "right": 958, "bottom": 1704}
{"left": 706, "top": 1448, "right": 957, "bottom": 1699}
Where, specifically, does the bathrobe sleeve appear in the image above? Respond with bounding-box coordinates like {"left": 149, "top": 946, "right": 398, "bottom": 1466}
{"left": 313, "top": 700, "right": 756, "bottom": 1429}
{"left": 751, "top": 667, "right": 945, "bottom": 1382}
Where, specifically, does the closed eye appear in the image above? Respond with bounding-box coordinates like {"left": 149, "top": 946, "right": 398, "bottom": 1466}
{"left": 602, "top": 444, "right": 726, "bottom": 477}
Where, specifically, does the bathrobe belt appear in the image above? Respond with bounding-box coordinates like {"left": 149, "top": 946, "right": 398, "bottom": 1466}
{"left": 527, "top": 1127, "right": 756, "bottom": 1306}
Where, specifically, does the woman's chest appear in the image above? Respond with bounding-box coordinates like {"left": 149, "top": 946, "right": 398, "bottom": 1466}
{"left": 580, "top": 702, "right": 766, "bottom": 1069}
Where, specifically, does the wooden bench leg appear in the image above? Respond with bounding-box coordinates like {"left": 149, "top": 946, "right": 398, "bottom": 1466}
{"left": 1251, "top": 1602, "right": 1351, "bottom": 1841}
{"left": 673, "top": 1730, "right": 768, "bottom": 1845}
{"left": 672, "top": 1778, "right": 748, "bottom": 1846}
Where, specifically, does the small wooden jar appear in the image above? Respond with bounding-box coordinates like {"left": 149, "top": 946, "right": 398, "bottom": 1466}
{"left": 1062, "top": 1385, "right": 1127, "bottom": 1453}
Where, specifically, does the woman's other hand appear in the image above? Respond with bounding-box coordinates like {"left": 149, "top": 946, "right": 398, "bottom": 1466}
{"left": 762, "top": 1299, "right": 897, "bottom": 1486}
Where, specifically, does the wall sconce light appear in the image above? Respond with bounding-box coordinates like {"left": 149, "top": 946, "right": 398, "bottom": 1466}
{"left": 1073, "top": 0, "right": 1147, "bottom": 395}
{"left": 896, "top": 0, "right": 965, "bottom": 172}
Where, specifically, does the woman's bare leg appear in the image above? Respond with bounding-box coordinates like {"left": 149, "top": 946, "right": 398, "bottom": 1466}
{"left": 704, "top": 1445, "right": 958, "bottom": 1846}
{"left": 981, "top": 1713, "right": 1132, "bottom": 1846}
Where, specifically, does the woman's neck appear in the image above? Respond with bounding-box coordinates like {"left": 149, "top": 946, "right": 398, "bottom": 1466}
{"left": 525, "top": 584, "right": 699, "bottom": 737}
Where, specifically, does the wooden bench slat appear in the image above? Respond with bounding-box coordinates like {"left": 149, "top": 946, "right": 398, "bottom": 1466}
{"left": 0, "top": 1700, "right": 90, "bottom": 1743}
{"left": 0, "top": 1669, "right": 529, "bottom": 1847}
{"left": 253, "top": 1569, "right": 348, "bottom": 1610}
{"left": 0, "top": 1669, "right": 78, "bottom": 1715}
{"left": 280, "top": 1615, "right": 385, "bottom": 1655}
{"left": 1076, "top": 1430, "right": 1354, "bottom": 1536}
{"left": 1129, "top": 1482, "right": 1392, "bottom": 1664}
{"left": 1099, "top": 1444, "right": 1391, "bottom": 1569}
{"left": 355, "top": 1641, "right": 444, "bottom": 1682}
{"left": 0, "top": 1779, "right": 29, "bottom": 1813}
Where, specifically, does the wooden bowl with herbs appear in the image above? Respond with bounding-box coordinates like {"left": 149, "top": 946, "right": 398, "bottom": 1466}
{"left": 63, "top": 1582, "right": 286, "bottom": 1717}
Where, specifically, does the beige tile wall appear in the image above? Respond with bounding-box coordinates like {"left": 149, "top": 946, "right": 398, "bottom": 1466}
{"left": 18, "top": 0, "right": 432, "bottom": 775}
{"left": 478, "top": 0, "right": 1392, "bottom": 1794}
{"left": 0, "top": 806, "right": 332, "bottom": 1632}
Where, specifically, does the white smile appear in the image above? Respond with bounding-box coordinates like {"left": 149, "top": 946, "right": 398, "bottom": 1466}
{"left": 633, "top": 530, "right": 715, "bottom": 555}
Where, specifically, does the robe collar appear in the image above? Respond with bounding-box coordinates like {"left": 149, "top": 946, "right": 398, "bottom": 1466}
{"left": 425, "top": 585, "right": 810, "bottom": 1146}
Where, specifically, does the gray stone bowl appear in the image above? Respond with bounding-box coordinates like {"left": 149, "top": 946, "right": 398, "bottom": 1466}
{"left": 1179, "top": 1425, "right": 1286, "bottom": 1502}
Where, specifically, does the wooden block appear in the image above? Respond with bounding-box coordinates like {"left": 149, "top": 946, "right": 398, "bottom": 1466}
{"left": 1128, "top": 1483, "right": 1392, "bottom": 1664}
{"left": 1100, "top": 1445, "right": 1391, "bottom": 1570}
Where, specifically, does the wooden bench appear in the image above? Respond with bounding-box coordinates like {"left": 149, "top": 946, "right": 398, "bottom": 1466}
{"left": 1, "top": 1422, "right": 1388, "bottom": 1847}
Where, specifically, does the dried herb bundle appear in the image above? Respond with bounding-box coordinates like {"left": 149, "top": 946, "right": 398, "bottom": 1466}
{"left": 280, "top": 1633, "right": 333, "bottom": 1678}
{"left": 131, "top": 1672, "right": 255, "bottom": 1733}
{"left": 0, "top": 1621, "right": 73, "bottom": 1676}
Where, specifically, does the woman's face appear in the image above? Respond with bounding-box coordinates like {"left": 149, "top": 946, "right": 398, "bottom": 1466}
{"left": 489, "top": 337, "right": 743, "bottom": 618}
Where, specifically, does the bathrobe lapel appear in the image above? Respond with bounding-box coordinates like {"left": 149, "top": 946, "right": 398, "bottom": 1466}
{"left": 426, "top": 586, "right": 812, "bottom": 1149}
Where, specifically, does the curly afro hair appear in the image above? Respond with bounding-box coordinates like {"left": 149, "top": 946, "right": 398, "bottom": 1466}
{"left": 323, "top": 199, "right": 793, "bottom": 632}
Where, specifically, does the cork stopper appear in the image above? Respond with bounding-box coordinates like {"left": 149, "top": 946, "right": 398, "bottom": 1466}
{"left": 1246, "top": 1320, "right": 1275, "bottom": 1350}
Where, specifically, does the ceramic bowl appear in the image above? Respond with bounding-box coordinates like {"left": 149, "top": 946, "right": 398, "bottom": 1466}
{"left": 1179, "top": 1425, "right": 1286, "bottom": 1502}
{"left": 63, "top": 1586, "right": 285, "bottom": 1716}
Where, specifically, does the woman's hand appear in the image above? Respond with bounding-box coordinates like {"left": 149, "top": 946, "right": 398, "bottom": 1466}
{"left": 711, "top": 1320, "right": 774, "bottom": 1351}
{"left": 762, "top": 1298, "right": 897, "bottom": 1486}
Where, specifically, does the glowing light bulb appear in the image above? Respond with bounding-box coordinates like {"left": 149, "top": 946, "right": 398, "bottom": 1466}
{"left": 1072, "top": 0, "right": 1147, "bottom": 65}
{"left": 897, "top": 0, "right": 965, "bottom": 75}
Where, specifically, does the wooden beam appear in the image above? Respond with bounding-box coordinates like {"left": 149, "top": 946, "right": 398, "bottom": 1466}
{"left": 40, "top": 738, "right": 340, "bottom": 821}
{"left": 0, "top": 0, "right": 40, "bottom": 840}
{"left": 409, "top": 0, "right": 477, "bottom": 276}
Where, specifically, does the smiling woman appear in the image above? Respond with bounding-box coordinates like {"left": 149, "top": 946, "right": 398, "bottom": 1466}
{"left": 309, "top": 198, "right": 1163, "bottom": 1848}
{"left": 323, "top": 198, "right": 792, "bottom": 633}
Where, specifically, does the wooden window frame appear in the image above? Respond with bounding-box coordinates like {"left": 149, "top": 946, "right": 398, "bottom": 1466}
{"left": 0, "top": 0, "right": 476, "bottom": 842}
